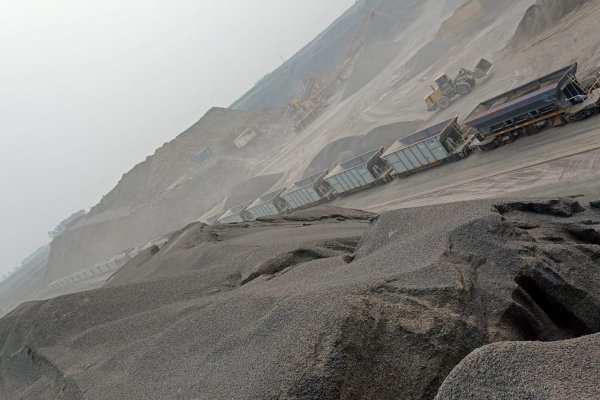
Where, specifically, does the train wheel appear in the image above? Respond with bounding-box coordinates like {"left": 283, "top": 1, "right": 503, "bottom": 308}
{"left": 565, "top": 113, "right": 580, "bottom": 123}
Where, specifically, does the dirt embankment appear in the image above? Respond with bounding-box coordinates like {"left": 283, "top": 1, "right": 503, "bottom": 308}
{"left": 42, "top": 107, "right": 290, "bottom": 284}
{"left": 436, "top": 333, "right": 600, "bottom": 399}
{"left": 231, "top": 0, "right": 448, "bottom": 111}
{"left": 223, "top": 173, "right": 284, "bottom": 210}
{"left": 304, "top": 120, "right": 420, "bottom": 175}
{"left": 509, "top": 0, "right": 590, "bottom": 49}
{"left": 87, "top": 107, "right": 265, "bottom": 215}
{"left": 3, "top": 197, "right": 600, "bottom": 399}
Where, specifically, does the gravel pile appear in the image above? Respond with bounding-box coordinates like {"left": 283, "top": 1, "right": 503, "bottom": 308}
{"left": 509, "top": 0, "right": 590, "bottom": 48}
{"left": 436, "top": 334, "right": 600, "bottom": 399}
{"left": 2, "top": 199, "right": 600, "bottom": 399}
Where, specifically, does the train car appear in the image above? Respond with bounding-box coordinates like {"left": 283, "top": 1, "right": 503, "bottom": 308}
{"left": 324, "top": 147, "right": 392, "bottom": 196}
{"left": 217, "top": 201, "right": 253, "bottom": 224}
{"left": 465, "top": 63, "right": 598, "bottom": 150}
{"left": 204, "top": 211, "right": 224, "bottom": 225}
{"left": 280, "top": 170, "right": 332, "bottom": 211}
{"left": 245, "top": 188, "right": 289, "bottom": 220}
{"left": 381, "top": 117, "right": 469, "bottom": 176}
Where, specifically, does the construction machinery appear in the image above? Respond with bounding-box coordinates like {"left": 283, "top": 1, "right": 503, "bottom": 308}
{"left": 425, "top": 58, "right": 493, "bottom": 112}
{"left": 290, "top": 77, "right": 329, "bottom": 132}
{"left": 289, "top": 10, "right": 376, "bottom": 132}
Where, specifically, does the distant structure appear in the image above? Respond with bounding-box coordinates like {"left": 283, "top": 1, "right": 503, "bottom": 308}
{"left": 234, "top": 128, "right": 258, "bottom": 150}
{"left": 47, "top": 235, "right": 169, "bottom": 290}
{"left": 192, "top": 147, "right": 213, "bottom": 164}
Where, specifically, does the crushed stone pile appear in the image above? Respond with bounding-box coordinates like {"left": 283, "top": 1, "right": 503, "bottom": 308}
{"left": 436, "top": 334, "right": 600, "bottom": 399}
{"left": 2, "top": 198, "right": 600, "bottom": 399}
{"left": 510, "top": 0, "right": 590, "bottom": 48}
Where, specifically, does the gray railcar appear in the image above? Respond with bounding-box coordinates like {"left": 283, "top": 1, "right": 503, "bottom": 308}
{"left": 280, "top": 170, "right": 331, "bottom": 210}
{"left": 217, "top": 201, "right": 253, "bottom": 224}
{"left": 324, "top": 148, "right": 391, "bottom": 195}
{"left": 246, "top": 188, "right": 288, "bottom": 219}
{"left": 382, "top": 117, "right": 468, "bottom": 175}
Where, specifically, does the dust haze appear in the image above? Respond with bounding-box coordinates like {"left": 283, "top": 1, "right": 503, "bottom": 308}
{"left": 0, "top": 0, "right": 354, "bottom": 276}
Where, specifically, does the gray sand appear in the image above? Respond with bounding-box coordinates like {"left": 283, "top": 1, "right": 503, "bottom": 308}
{"left": 436, "top": 334, "right": 600, "bottom": 400}
{"left": 2, "top": 197, "right": 600, "bottom": 399}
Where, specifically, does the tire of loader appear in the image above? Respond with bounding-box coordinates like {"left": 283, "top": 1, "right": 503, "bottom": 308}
{"left": 456, "top": 82, "right": 472, "bottom": 96}
{"left": 437, "top": 96, "right": 451, "bottom": 109}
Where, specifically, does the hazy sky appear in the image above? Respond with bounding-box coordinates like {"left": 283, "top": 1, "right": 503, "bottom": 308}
{"left": 0, "top": 0, "right": 355, "bottom": 275}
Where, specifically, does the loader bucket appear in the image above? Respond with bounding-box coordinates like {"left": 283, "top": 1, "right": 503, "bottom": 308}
{"left": 474, "top": 58, "right": 493, "bottom": 79}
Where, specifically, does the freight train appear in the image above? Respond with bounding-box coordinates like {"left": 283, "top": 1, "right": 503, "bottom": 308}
{"left": 214, "top": 63, "right": 600, "bottom": 225}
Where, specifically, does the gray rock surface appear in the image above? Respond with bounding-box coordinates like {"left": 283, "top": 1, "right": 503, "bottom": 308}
{"left": 2, "top": 200, "right": 600, "bottom": 399}
{"left": 494, "top": 198, "right": 586, "bottom": 217}
{"left": 436, "top": 334, "right": 600, "bottom": 400}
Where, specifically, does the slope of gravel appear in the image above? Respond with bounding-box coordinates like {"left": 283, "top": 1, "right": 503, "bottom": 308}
{"left": 509, "top": 0, "right": 590, "bottom": 48}
{"left": 436, "top": 334, "right": 600, "bottom": 399}
{"left": 0, "top": 247, "right": 49, "bottom": 318}
{"left": 2, "top": 197, "right": 600, "bottom": 399}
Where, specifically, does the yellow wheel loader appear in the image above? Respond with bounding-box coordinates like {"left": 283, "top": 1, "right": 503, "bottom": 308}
{"left": 425, "top": 58, "right": 493, "bottom": 112}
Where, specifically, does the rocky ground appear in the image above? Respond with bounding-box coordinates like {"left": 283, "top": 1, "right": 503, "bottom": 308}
{"left": 2, "top": 196, "right": 600, "bottom": 399}
{"left": 436, "top": 334, "right": 600, "bottom": 399}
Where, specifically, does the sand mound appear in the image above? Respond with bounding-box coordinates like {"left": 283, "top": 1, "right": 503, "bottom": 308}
{"left": 224, "top": 172, "right": 284, "bottom": 210}
{"left": 42, "top": 106, "right": 286, "bottom": 289}
{"left": 3, "top": 198, "right": 600, "bottom": 399}
{"left": 510, "top": 0, "right": 590, "bottom": 48}
{"left": 231, "top": 0, "right": 428, "bottom": 111}
{"left": 436, "top": 334, "right": 600, "bottom": 399}
{"left": 304, "top": 120, "right": 420, "bottom": 175}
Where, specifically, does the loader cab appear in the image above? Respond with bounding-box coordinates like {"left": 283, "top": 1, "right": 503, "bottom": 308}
{"left": 435, "top": 74, "right": 453, "bottom": 92}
